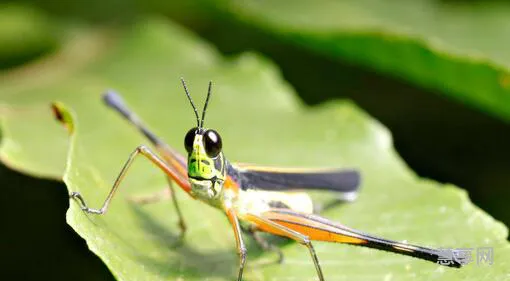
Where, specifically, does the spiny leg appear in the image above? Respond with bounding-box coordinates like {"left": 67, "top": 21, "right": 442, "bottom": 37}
{"left": 244, "top": 213, "right": 325, "bottom": 281}
{"left": 247, "top": 225, "right": 284, "bottom": 263}
{"left": 71, "top": 145, "right": 191, "bottom": 217}
{"left": 226, "top": 209, "right": 247, "bottom": 281}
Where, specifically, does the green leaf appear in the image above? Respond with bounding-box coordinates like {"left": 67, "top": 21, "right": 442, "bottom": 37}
{"left": 0, "top": 4, "right": 58, "bottom": 69}
{"left": 206, "top": 0, "right": 510, "bottom": 122}
{"left": 1, "top": 18, "right": 509, "bottom": 280}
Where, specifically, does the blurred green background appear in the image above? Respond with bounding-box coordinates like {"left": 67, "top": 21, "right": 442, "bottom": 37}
{"left": 2, "top": 1, "right": 510, "bottom": 280}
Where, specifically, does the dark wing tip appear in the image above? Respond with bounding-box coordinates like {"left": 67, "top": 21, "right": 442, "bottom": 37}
{"left": 332, "top": 169, "right": 361, "bottom": 192}
{"left": 441, "top": 251, "right": 464, "bottom": 268}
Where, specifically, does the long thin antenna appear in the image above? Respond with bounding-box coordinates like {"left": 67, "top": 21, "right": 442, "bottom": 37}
{"left": 180, "top": 78, "right": 200, "bottom": 128}
{"left": 200, "top": 81, "right": 213, "bottom": 128}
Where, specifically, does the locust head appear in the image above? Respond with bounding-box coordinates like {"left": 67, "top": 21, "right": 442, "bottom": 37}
{"left": 181, "top": 79, "right": 226, "bottom": 200}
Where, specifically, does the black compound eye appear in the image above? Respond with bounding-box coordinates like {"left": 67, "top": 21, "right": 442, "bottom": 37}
{"left": 203, "top": 129, "right": 222, "bottom": 157}
{"left": 184, "top": 127, "right": 197, "bottom": 153}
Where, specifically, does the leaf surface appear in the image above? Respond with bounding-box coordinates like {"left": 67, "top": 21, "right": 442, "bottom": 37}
{"left": 0, "top": 18, "right": 508, "bottom": 281}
